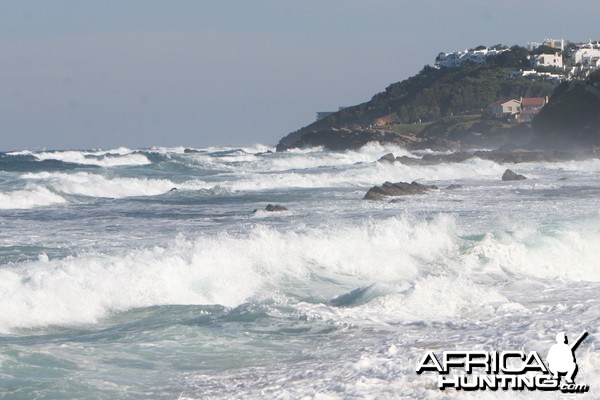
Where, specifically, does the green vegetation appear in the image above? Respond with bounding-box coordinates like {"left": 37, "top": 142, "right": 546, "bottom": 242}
{"left": 385, "top": 121, "right": 433, "bottom": 135}
{"left": 487, "top": 45, "right": 530, "bottom": 68}
{"left": 310, "top": 63, "right": 555, "bottom": 130}
{"left": 534, "top": 79, "right": 600, "bottom": 145}
{"left": 588, "top": 69, "right": 600, "bottom": 83}
{"left": 277, "top": 44, "right": 593, "bottom": 151}
{"left": 529, "top": 45, "right": 561, "bottom": 55}
{"left": 386, "top": 115, "right": 500, "bottom": 138}
{"left": 420, "top": 115, "right": 507, "bottom": 138}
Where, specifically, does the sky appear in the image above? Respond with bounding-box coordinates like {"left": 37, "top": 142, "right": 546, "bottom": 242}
{"left": 1, "top": 0, "right": 599, "bottom": 150}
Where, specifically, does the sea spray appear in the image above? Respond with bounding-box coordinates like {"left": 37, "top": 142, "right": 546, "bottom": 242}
{"left": 1, "top": 144, "right": 598, "bottom": 399}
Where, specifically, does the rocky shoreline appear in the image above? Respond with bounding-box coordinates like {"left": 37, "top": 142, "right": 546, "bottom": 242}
{"left": 276, "top": 127, "right": 419, "bottom": 152}
{"left": 378, "top": 148, "right": 599, "bottom": 165}
{"left": 363, "top": 181, "right": 438, "bottom": 201}
{"left": 363, "top": 168, "right": 530, "bottom": 201}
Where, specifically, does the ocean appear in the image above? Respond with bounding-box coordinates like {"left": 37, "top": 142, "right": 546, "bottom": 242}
{"left": 0, "top": 143, "right": 598, "bottom": 399}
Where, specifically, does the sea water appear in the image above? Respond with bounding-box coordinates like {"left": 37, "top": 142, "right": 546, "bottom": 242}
{"left": 0, "top": 143, "right": 598, "bottom": 399}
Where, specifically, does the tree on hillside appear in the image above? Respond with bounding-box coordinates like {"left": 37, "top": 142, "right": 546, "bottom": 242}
{"left": 488, "top": 45, "right": 530, "bottom": 68}
{"left": 530, "top": 45, "right": 561, "bottom": 55}
{"left": 470, "top": 45, "right": 487, "bottom": 51}
{"left": 588, "top": 69, "right": 600, "bottom": 83}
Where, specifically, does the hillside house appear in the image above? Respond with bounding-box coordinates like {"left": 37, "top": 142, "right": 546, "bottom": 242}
{"left": 507, "top": 69, "right": 565, "bottom": 83}
{"left": 520, "top": 96, "right": 548, "bottom": 113}
{"left": 511, "top": 97, "right": 548, "bottom": 123}
{"left": 490, "top": 96, "right": 548, "bottom": 122}
{"left": 516, "top": 109, "right": 537, "bottom": 123}
{"left": 490, "top": 99, "right": 521, "bottom": 117}
{"left": 571, "top": 47, "right": 600, "bottom": 68}
{"left": 529, "top": 53, "right": 564, "bottom": 69}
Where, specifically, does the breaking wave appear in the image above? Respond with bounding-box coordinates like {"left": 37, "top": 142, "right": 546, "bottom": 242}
{"left": 32, "top": 148, "right": 151, "bottom": 167}
{"left": 20, "top": 172, "right": 196, "bottom": 198}
{"left": 1, "top": 214, "right": 597, "bottom": 332}
{"left": 0, "top": 186, "right": 67, "bottom": 210}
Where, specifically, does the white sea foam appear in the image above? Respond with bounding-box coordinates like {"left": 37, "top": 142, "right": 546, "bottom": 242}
{"left": 204, "top": 157, "right": 505, "bottom": 192}
{"left": 3, "top": 144, "right": 600, "bottom": 400}
{"left": 2, "top": 213, "right": 596, "bottom": 332}
{"left": 32, "top": 148, "right": 151, "bottom": 167}
{"left": 0, "top": 186, "right": 66, "bottom": 209}
{"left": 461, "top": 222, "right": 600, "bottom": 281}
{"left": 146, "top": 146, "right": 188, "bottom": 155}
{"left": 20, "top": 172, "right": 191, "bottom": 198}
{"left": 183, "top": 143, "right": 412, "bottom": 173}
{"left": 200, "top": 150, "right": 600, "bottom": 193}
{"left": 0, "top": 216, "right": 458, "bottom": 332}
{"left": 15, "top": 154, "right": 507, "bottom": 199}
{"left": 255, "top": 143, "right": 413, "bottom": 172}
{"left": 5, "top": 150, "right": 34, "bottom": 156}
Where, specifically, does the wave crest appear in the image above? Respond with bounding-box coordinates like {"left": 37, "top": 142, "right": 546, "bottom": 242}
{"left": 0, "top": 186, "right": 66, "bottom": 210}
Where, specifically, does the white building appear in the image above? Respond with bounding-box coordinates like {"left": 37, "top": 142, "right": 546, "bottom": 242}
{"left": 435, "top": 47, "right": 508, "bottom": 68}
{"left": 527, "top": 38, "right": 564, "bottom": 51}
{"left": 571, "top": 47, "right": 600, "bottom": 67}
{"left": 507, "top": 69, "right": 565, "bottom": 82}
{"left": 529, "top": 53, "right": 564, "bottom": 69}
{"left": 490, "top": 99, "right": 521, "bottom": 118}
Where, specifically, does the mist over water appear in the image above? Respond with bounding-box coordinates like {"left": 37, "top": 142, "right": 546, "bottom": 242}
{"left": 0, "top": 144, "right": 598, "bottom": 399}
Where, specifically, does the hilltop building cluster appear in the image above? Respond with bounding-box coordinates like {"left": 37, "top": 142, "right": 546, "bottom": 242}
{"left": 314, "top": 39, "right": 599, "bottom": 126}
{"left": 527, "top": 38, "right": 564, "bottom": 51}
{"left": 570, "top": 41, "right": 600, "bottom": 75}
{"left": 434, "top": 47, "right": 508, "bottom": 68}
{"left": 435, "top": 38, "right": 600, "bottom": 81}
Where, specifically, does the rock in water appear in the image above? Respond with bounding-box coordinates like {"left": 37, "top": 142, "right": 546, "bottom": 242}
{"left": 396, "top": 155, "right": 424, "bottom": 165}
{"left": 265, "top": 204, "right": 288, "bottom": 212}
{"left": 502, "top": 169, "right": 527, "bottom": 181}
{"left": 364, "top": 181, "right": 437, "bottom": 200}
{"left": 377, "top": 153, "right": 396, "bottom": 163}
{"left": 446, "top": 184, "right": 463, "bottom": 190}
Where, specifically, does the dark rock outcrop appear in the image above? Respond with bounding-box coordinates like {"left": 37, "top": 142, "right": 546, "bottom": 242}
{"left": 378, "top": 153, "right": 397, "bottom": 163}
{"left": 265, "top": 204, "right": 288, "bottom": 212}
{"left": 395, "top": 155, "right": 425, "bottom": 165}
{"left": 476, "top": 150, "right": 558, "bottom": 163}
{"left": 364, "top": 181, "right": 437, "bottom": 201}
{"left": 253, "top": 204, "right": 289, "bottom": 213}
{"left": 276, "top": 127, "right": 418, "bottom": 152}
{"left": 254, "top": 150, "right": 274, "bottom": 156}
{"left": 446, "top": 184, "right": 463, "bottom": 190}
{"left": 502, "top": 169, "right": 527, "bottom": 181}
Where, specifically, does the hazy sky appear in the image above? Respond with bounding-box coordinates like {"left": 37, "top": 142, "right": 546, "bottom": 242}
{"left": 1, "top": 0, "right": 599, "bottom": 150}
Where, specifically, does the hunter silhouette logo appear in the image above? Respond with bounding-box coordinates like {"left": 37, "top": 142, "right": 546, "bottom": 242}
{"left": 547, "top": 331, "right": 587, "bottom": 384}
{"left": 416, "top": 330, "right": 590, "bottom": 393}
